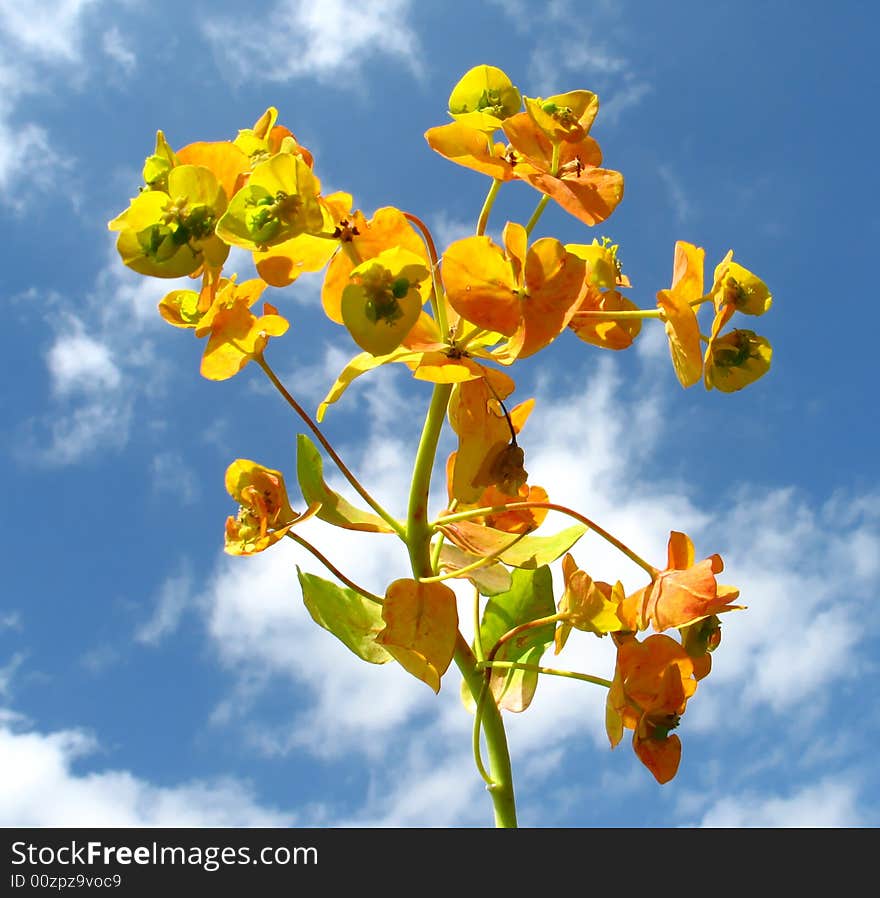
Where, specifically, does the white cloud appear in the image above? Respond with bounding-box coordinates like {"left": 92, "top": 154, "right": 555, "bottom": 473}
{"left": 694, "top": 777, "right": 868, "bottom": 827}
{"left": 0, "top": 0, "right": 100, "bottom": 63}
{"left": 0, "top": 711, "right": 294, "bottom": 826}
{"left": 204, "top": 0, "right": 423, "bottom": 86}
{"left": 0, "top": 0, "right": 100, "bottom": 196}
{"left": 101, "top": 25, "right": 136, "bottom": 74}
{"left": 0, "top": 654, "right": 25, "bottom": 699}
{"left": 46, "top": 329, "right": 122, "bottom": 398}
{"left": 136, "top": 562, "right": 194, "bottom": 645}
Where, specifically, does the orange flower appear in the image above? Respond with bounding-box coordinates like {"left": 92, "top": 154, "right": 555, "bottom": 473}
{"left": 442, "top": 222, "right": 587, "bottom": 359}
{"left": 606, "top": 634, "right": 697, "bottom": 784}
{"left": 503, "top": 112, "right": 624, "bottom": 227}
{"left": 620, "top": 531, "right": 742, "bottom": 633}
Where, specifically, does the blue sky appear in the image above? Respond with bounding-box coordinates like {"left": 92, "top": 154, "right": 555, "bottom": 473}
{"left": 1, "top": 0, "right": 878, "bottom": 827}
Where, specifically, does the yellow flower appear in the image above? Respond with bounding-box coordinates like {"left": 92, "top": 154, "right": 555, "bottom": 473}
{"left": 159, "top": 276, "right": 289, "bottom": 380}
{"left": 523, "top": 90, "right": 599, "bottom": 143}
{"left": 704, "top": 328, "right": 772, "bottom": 392}
{"left": 108, "top": 165, "right": 229, "bottom": 278}
{"left": 215, "top": 153, "right": 329, "bottom": 250}
{"left": 224, "top": 459, "right": 317, "bottom": 555}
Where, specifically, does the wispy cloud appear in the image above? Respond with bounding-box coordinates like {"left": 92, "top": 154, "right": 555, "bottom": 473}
{"left": 488, "top": 0, "right": 651, "bottom": 127}
{"left": 136, "top": 561, "right": 194, "bottom": 646}
{"left": 204, "top": 0, "right": 423, "bottom": 86}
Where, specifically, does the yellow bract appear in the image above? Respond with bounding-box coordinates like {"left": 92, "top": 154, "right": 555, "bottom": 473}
{"left": 657, "top": 241, "right": 704, "bottom": 387}
{"left": 447, "top": 64, "right": 522, "bottom": 132}
{"left": 341, "top": 247, "right": 431, "bottom": 356}
{"left": 216, "top": 153, "right": 329, "bottom": 250}
{"left": 704, "top": 329, "right": 773, "bottom": 392}
{"left": 109, "top": 164, "right": 229, "bottom": 278}
{"left": 524, "top": 90, "right": 599, "bottom": 143}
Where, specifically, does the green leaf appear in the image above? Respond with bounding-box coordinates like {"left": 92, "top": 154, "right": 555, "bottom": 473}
{"left": 439, "top": 520, "right": 586, "bottom": 568}
{"left": 479, "top": 566, "right": 556, "bottom": 711}
{"left": 297, "top": 568, "right": 392, "bottom": 664}
{"left": 296, "top": 433, "right": 396, "bottom": 533}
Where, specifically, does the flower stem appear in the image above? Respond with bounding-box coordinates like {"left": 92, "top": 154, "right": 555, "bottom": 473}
{"left": 479, "top": 660, "right": 612, "bottom": 689}
{"left": 404, "top": 211, "right": 448, "bottom": 336}
{"left": 257, "top": 354, "right": 407, "bottom": 540}
{"left": 524, "top": 196, "right": 549, "bottom": 236}
{"left": 285, "top": 531, "right": 384, "bottom": 605}
{"left": 477, "top": 179, "right": 502, "bottom": 237}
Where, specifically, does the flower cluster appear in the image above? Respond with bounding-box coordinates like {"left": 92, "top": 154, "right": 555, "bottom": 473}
{"left": 108, "top": 65, "right": 770, "bottom": 813}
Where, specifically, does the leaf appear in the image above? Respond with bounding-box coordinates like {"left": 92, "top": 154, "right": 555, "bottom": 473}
{"left": 479, "top": 566, "right": 556, "bottom": 711}
{"left": 376, "top": 579, "right": 459, "bottom": 693}
{"left": 296, "top": 434, "right": 396, "bottom": 533}
{"left": 439, "top": 520, "right": 586, "bottom": 568}
{"left": 436, "top": 543, "right": 513, "bottom": 596}
{"left": 297, "top": 569, "right": 392, "bottom": 664}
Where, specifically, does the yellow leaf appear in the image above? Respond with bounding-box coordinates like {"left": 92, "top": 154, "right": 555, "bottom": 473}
{"left": 377, "top": 580, "right": 459, "bottom": 693}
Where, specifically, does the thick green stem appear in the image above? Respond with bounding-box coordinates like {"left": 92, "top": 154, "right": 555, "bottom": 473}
{"left": 405, "top": 383, "right": 453, "bottom": 574}
{"left": 405, "top": 382, "right": 518, "bottom": 828}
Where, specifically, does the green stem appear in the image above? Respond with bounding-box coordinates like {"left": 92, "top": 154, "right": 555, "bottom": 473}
{"left": 405, "top": 383, "right": 453, "bottom": 575}
{"left": 285, "top": 531, "right": 384, "bottom": 605}
{"left": 524, "top": 196, "right": 549, "bottom": 236}
{"left": 479, "top": 661, "right": 612, "bottom": 689}
{"left": 405, "top": 382, "right": 517, "bottom": 827}
{"left": 257, "top": 354, "right": 407, "bottom": 540}
{"left": 433, "top": 502, "right": 658, "bottom": 577}
{"left": 476, "top": 179, "right": 502, "bottom": 237}
{"left": 456, "top": 636, "right": 518, "bottom": 827}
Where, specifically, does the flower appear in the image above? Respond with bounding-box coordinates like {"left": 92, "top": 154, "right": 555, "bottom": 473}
{"left": 704, "top": 328, "right": 773, "bottom": 392}
{"left": 224, "top": 459, "right": 318, "bottom": 555}
{"left": 447, "top": 64, "right": 522, "bottom": 132}
{"left": 620, "top": 531, "right": 742, "bottom": 633}
{"left": 606, "top": 634, "right": 698, "bottom": 784}
{"left": 108, "top": 164, "right": 229, "bottom": 278}
{"left": 215, "top": 152, "right": 328, "bottom": 250}
{"left": 340, "top": 247, "right": 431, "bottom": 356}
{"left": 554, "top": 553, "right": 626, "bottom": 653}
{"left": 442, "top": 222, "right": 587, "bottom": 359}
{"left": 158, "top": 276, "right": 288, "bottom": 380}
